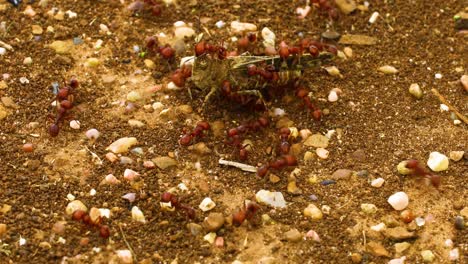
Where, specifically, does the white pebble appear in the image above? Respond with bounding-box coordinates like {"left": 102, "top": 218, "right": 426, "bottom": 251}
{"left": 66, "top": 193, "right": 75, "bottom": 201}
{"left": 371, "top": 178, "right": 385, "bottom": 188}
{"left": 66, "top": 200, "right": 87, "bottom": 215}
{"left": 69, "top": 120, "right": 80, "bottom": 129}
{"left": 231, "top": 21, "right": 257, "bottom": 34}
{"left": 369, "top": 11, "right": 379, "bottom": 24}
{"left": 85, "top": 128, "right": 100, "bottom": 140}
{"left": 99, "top": 24, "right": 109, "bottom": 32}
{"left": 328, "top": 90, "right": 338, "bottom": 102}
{"left": 444, "top": 239, "right": 453, "bottom": 248}
{"left": 388, "top": 256, "right": 406, "bottom": 264}
{"left": 106, "top": 137, "right": 138, "bottom": 154}
{"left": 199, "top": 197, "right": 216, "bottom": 212}
{"left": 273, "top": 108, "right": 285, "bottom": 116}
{"left": 434, "top": 73, "right": 442, "bottom": 79}
{"left": 65, "top": 10, "right": 77, "bottom": 18}
{"left": 20, "top": 77, "right": 29, "bottom": 84}
{"left": 23, "top": 5, "right": 36, "bottom": 17}
{"left": 174, "top": 26, "right": 195, "bottom": 39}
{"left": 0, "top": 47, "right": 6, "bottom": 55}
{"left": 215, "top": 20, "right": 225, "bottom": 28}
{"left": 19, "top": 236, "right": 26, "bottom": 246}
{"left": 89, "top": 189, "right": 96, "bottom": 196}
{"left": 167, "top": 81, "right": 182, "bottom": 90}
{"left": 439, "top": 104, "right": 449, "bottom": 111}
{"left": 415, "top": 217, "right": 425, "bottom": 226}
{"left": 427, "top": 151, "right": 449, "bottom": 171}
{"left": 256, "top": 190, "right": 286, "bottom": 208}
{"left": 449, "top": 248, "right": 459, "bottom": 261}
{"left": 316, "top": 148, "right": 329, "bottom": 159}
{"left": 370, "top": 222, "right": 386, "bottom": 232}
{"left": 203, "top": 232, "right": 216, "bottom": 244}
{"left": 23, "top": 57, "right": 33, "bottom": 65}
{"left": 261, "top": 27, "right": 276, "bottom": 48}
{"left": 387, "top": 192, "right": 409, "bottom": 211}
{"left": 99, "top": 208, "right": 110, "bottom": 218}
{"left": 131, "top": 206, "right": 146, "bottom": 223}
{"left": 116, "top": 250, "right": 133, "bottom": 264}
{"left": 173, "top": 21, "right": 186, "bottom": 28}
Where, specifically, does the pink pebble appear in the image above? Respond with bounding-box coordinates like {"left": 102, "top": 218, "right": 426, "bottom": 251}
{"left": 215, "top": 237, "right": 224, "bottom": 247}
{"left": 124, "top": 169, "right": 139, "bottom": 181}
{"left": 143, "top": 160, "right": 155, "bottom": 168}
{"left": 305, "top": 230, "right": 321, "bottom": 242}
{"left": 122, "top": 193, "right": 136, "bottom": 203}
{"left": 105, "top": 152, "right": 118, "bottom": 163}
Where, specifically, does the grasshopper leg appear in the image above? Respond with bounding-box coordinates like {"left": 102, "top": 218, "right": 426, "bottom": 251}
{"left": 233, "top": 89, "right": 267, "bottom": 109}
{"left": 202, "top": 86, "right": 218, "bottom": 108}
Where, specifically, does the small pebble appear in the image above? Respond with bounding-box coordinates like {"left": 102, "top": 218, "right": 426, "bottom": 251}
{"left": 454, "top": 216, "right": 464, "bottom": 230}
{"left": 421, "top": 250, "right": 435, "bottom": 262}
{"left": 66, "top": 200, "right": 87, "bottom": 215}
{"left": 85, "top": 58, "right": 100, "bottom": 67}
{"left": 378, "top": 65, "right": 398, "bottom": 74}
{"left": 388, "top": 192, "right": 409, "bottom": 210}
{"left": 427, "top": 151, "right": 449, "bottom": 171}
{"left": 203, "top": 232, "right": 216, "bottom": 244}
{"left": 131, "top": 206, "right": 146, "bottom": 223}
{"left": 434, "top": 73, "right": 442, "bottom": 79}
{"left": 343, "top": 47, "right": 353, "bottom": 58}
{"left": 215, "top": 20, "right": 225, "bottom": 28}
{"left": 316, "top": 148, "right": 329, "bottom": 159}
{"left": 368, "top": 11, "right": 379, "bottom": 23}
{"left": 397, "top": 160, "right": 412, "bottom": 175}
{"left": 320, "top": 180, "right": 336, "bottom": 186}
{"left": 116, "top": 250, "right": 133, "bottom": 264}
{"left": 361, "top": 203, "right": 378, "bottom": 214}
{"left": 328, "top": 90, "right": 339, "bottom": 102}
{"left": 23, "top": 5, "right": 36, "bottom": 17}
{"left": 284, "top": 229, "right": 302, "bottom": 242}
{"left": 0, "top": 223, "right": 7, "bottom": 236}
{"left": 409, "top": 83, "right": 423, "bottom": 99}
{"left": 122, "top": 193, "right": 136, "bottom": 203}
{"left": 106, "top": 137, "right": 138, "bottom": 154}
{"left": 85, "top": 129, "right": 100, "bottom": 140}
{"left": 22, "top": 57, "right": 32, "bottom": 65}
{"left": 305, "top": 229, "right": 321, "bottom": 242}
{"left": 415, "top": 217, "right": 425, "bottom": 226}
{"left": 440, "top": 104, "right": 449, "bottom": 111}
{"left": 394, "top": 242, "right": 411, "bottom": 253}
{"left": 449, "top": 248, "right": 459, "bottom": 261}
{"left": 202, "top": 213, "right": 225, "bottom": 232}
{"left": 388, "top": 256, "right": 406, "bottom": 264}
{"left": 444, "top": 239, "right": 454, "bottom": 248}
{"left": 461, "top": 75, "right": 468, "bottom": 91}
{"left": 371, "top": 178, "right": 385, "bottom": 188}
{"left": 256, "top": 190, "right": 286, "bottom": 208}
{"left": 296, "top": 6, "right": 311, "bottom": 19}
{"left": 304, "top": 204, "right": 323, "bottom": 220}
{"left": 0, "top": 47, "right": 6, "bottom": 55}
{"left": 22, "top": 143, "right": 34, "bottom": 152}
{"left": 370, "top": 222, "right": 386, "bottom": 232}
{"left": 325, "top": 66, "right": 342, "bottom": 77}
{"left": 70, "top": 120, "right": 80, "bottom": 129}
{"left": 199, "top": 197, "right": 216, "bottom": 212}
{"left": 449, "top": 151, "right": 464, "bottom": 162}
{"left": 124, "top": 169, "right": 139, "bottom": 181}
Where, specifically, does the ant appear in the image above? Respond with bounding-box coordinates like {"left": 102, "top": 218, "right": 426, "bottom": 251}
{"left": 179, "top": 121, "right": 210, "bottom": 146}
{"left": 405, "top": 159, "right": 441, "bottom": 188}
{"left": 48, "top": 77, "right": 79, "bottom": 137}
{"left": 161, "top": 192, "right": 196, "bottom": 219}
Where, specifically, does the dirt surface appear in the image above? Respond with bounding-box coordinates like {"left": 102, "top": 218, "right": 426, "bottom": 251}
{"left": 0, "top": 0, "right": 467, "bottom": 263}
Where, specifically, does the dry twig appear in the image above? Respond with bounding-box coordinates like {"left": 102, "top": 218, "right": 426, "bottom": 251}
{"left": 431, "top": 88, "right": 468, "bottom": 124}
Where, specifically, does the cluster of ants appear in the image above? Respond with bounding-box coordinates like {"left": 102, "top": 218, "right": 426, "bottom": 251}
{"left": 48, "top": 78, "right": 79, "bottom": 137}
{"left": 160, "top": 192, "right": 261, "bottom": 227}
{"left": 71, "top": 210, "right": 110, "bottom": 239}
